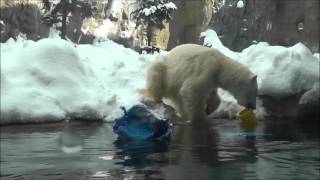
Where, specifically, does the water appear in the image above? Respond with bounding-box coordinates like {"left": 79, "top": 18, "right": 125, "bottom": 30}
{"left": 1, "top": 119, "right": 319, "bottom": 180}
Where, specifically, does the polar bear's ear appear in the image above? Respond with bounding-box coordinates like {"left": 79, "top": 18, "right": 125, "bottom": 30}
{"left": 250, "top": 75, "right": 257, "bottom": 81}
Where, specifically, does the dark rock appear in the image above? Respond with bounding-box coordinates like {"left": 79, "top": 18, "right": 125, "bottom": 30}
{"left": 0, "top": 4, "right": 49, "bottom": 42}
{"left": 211, "top": 0, "right": 319, "bottom": 53}
{"left": 167, "top": 0, "right": 213, "bottom": 50}
{"left": 0, "top": 2, "right": 96, "bottom": 44}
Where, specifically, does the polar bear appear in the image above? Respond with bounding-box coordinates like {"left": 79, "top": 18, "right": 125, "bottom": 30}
{"left": 143, "top": 44, "right": 258, "bottom": 122}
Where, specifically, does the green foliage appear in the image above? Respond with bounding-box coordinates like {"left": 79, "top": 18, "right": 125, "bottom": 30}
{"left": 131, "top": 0, "right": 177, "bottom": 29}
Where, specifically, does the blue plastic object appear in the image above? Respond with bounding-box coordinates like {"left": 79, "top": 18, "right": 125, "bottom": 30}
{"left": 113, "top": 104, "right": 172, "bottom": 141}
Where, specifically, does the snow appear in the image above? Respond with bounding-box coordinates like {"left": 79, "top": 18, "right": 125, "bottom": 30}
{"left": 241, "top": 42, "right": 319, "bottom": 98}
{"left": 143, "top": 6, "right": 157, "bottom": 16}
{"left": 109, "top": 0, "right": 123, "bottom": 15}
{"left": 143, "top": 2, "right": 177, "bottom": 16}
{"left": 0, "top": 34, "right": 163, "bottom": 124}
{"left": 1, "top": 29, "right": 319, "bottom": 124}
{"left": 241, "top": 27, "right": 248, "bottom": 31}
{"left": 163, "top": 2, "right": 177, "bottom": 10}
{"left": 49, "top": 0, "right": 61, "bottom": 5}
{"left": 297, "top": 22, "right": 304, "bottom": 31}
{"left": 200, "top": 30, "right": 239, "bottom": 59}
{"left": 119, "top": 21, "right": 136, "bottom": 39}
{"left": 201, "top": 29, "right": 319, "bottom": 119}
{"left": 1, "top": 37, "right": 101, "bottom": 124}
{"left": 236, "top": 0, "right": 244, "bottom": 8}
{"left": 95, "top": 19, "right": 114, "bottom": 38}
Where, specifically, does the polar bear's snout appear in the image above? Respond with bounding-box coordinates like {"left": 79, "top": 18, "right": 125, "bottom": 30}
{"left": 246, "top": 103, "right": 256, "bottom": 110}
{"left": 237, "top": 97, "right": 257, "bottom": 110}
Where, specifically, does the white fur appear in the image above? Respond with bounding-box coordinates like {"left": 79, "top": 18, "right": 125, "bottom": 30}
{"left": 144, "top": 44, "right": 257, "bottom": 122}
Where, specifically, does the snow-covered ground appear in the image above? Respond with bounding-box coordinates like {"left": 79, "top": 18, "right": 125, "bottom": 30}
{"left": 1, "top": 29, "right": 319, "bottom": 124}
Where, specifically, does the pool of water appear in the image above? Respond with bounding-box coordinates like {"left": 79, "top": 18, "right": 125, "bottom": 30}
{"left": 1, "top": 118, "right": 319, "bottom": 180}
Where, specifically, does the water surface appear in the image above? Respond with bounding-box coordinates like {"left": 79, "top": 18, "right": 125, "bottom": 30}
{"left": 1, "top": 118, "right": 319, "bottom": 180}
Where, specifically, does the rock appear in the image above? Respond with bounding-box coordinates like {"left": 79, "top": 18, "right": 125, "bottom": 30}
{"left": 299, "top": 83, "right": 320, "bottom": 106}
{"left": 0, "top": 3, "right": 49, "bottom": 42}
{"left": 0, "top": 0, "right": 214, "bottom": 51}
{"left": 149, "top": 23, "right": 170, "bottom": 50}
{"left": 0, "top": 1, "right": 97, "bottom": 44}
{"left": 259, "top": 89, "right": 319, "bottom": 124}
{"left": 104, "top": 0, "right": 172, "bottom": 50}
{"left": 167, "top": 0, "right": 213, "bottom": 49}
{"left": 211, "top": 0, "right": 319, "bottom": 53}
{"left": 298, "top": 83, "right": 319, "bottom": 124}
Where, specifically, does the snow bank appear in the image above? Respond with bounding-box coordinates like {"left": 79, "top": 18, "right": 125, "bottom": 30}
{"left": 1, "top": 29, "right": 318, "bottom": 124}
{"left": 241, "top": 42, "right": 319, "bottom": 98}
{"left": 1, "top": 37, "right": 101, "bottom": 124}
{"left": 202, "top": 29, "right": 319, "bottom": 119}
{"left": 0, "top": 35, "right": 162, "bottom": 124}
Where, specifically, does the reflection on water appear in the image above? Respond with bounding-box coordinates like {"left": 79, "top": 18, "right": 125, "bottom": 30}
{"left": 58, "top": 124, "right": 84, "bottom": 154}
{"left": 0, "top": 119, "right": 319, "bottom": 180}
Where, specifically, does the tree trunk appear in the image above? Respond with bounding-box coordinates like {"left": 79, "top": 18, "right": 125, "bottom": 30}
{"left": 61, "top": 5, "right": 67, "bottom": 39}
{"left": 146, "top": 24, "right": 153, "bottom": 46}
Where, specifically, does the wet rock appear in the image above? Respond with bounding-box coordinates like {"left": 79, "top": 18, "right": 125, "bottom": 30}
{"left": 298, "top": 83, "right": 320, "bottom": 127}
{"left": 259, "top": 89, "right": 319, "bottom": 124}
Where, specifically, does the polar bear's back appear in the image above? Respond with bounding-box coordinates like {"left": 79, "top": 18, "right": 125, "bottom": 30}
{"left": 163, "top": 44, "right": 226, "bottom": 94}
{"left": 165, "top": 44, "right": 227, "bottom": 70}
{"left": 166, "top": 44, "right": 226, "bottom": 61}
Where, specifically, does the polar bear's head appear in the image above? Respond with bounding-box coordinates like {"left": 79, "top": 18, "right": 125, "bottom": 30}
{"left": 233, "top": 75, "right": 258, "bottom": 109}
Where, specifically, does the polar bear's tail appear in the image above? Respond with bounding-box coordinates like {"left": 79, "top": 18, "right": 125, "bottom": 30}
{"left": 145, "top": 57, "right": 167, "bottom": 102}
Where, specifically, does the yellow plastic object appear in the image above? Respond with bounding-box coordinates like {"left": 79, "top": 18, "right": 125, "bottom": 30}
{"left": 239, "top": 108, "right": 259, "bottom": 131}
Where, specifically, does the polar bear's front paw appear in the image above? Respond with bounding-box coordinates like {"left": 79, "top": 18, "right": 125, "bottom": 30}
{"left": 141, "top": 96, "right": 161, "bottom": 108}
